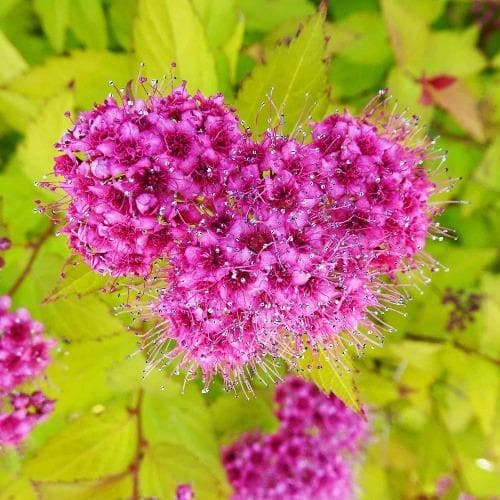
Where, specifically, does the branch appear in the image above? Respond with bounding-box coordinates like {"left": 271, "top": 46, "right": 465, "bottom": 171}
{"left": 7, "top": 223, "right": 54, "bottom": 297}
{"left": 130, "top": 388, "right": 146, "bottom": 500}
{"left": 405, "top": 333, "right": 500, "bottom": 367}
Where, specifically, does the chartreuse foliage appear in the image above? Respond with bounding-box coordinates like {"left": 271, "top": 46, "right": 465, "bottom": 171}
{"left": 0, "top": 1, "right": 499, "bottom": 499}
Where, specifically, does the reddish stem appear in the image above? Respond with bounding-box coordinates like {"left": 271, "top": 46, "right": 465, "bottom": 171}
{"left": 130, "top": 388, "right": 145, "bottom": 500}
{"left": 7, "top": 224, "right": 54, "bottom": 297}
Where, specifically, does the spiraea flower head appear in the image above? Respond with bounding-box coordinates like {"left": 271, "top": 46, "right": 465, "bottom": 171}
{"left": 0, "top": 296, "right": 54, "bottom": 395}
{"left": 222, "top": 376, "right": 368, "bottom": 499}
{"left": 147, "top": 95, "right": 445, "bottom": 390}
{"left": 0, "top": 391, "right": 54, "bottom": 446}
{"left": 0, "top": 296, "right": 55, "bottom": 446}
{"left": 47, "top": 81, "right": 448, "bottom": 391}
{"left": 43, "top": 81, "right": 244, "bottom": 277}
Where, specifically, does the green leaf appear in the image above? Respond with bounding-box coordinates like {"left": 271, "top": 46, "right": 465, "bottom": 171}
{"left": 41, "top": 295, "right": 126, "bottom": 342}
{"left": 0, "top": 479, "right": 37, "bottom": 500}
{"left": 209, "top": 390, "right": 279, "bottom": 444}
{"left": 237, "top": 0, "right": 314, "bottom": 33}
{"left": 463, "top": 357, "right": 499, "bottom": 436}
{"left": 133, "top": 0, "right": 218, "bottom": 94}
{"left": 236, "top": 10, "right": 328, "bottom": 135}
{"left": 109, "top": 0, "right": 137, "bottom": 50}
{"left": 141, "top": 382, "right": 224, "bottom": 476}
{"left": 69, "top": 0, "right": 107, "bottom": 50}
{"left": 34, "top": 476, "right": 133, "bottom": 500}
{"left": 222, "top": 15, "right": 244, "bottom": 84}
{"left": 46, "top": 333, "right": 136, "bottom": 418}
{"left": 296, "top": 344, "right": 361, "bottom": 412}
{"left": 0, "top": 89, "right": 39, "bottom": 132}
{"left": 428, "top": 78, "right": 485, "bottom": 143}
{"left": 192, "top": 0, "right": 238, "bottom": 49}
{"left": 0, "top": 169, "right": 49, "bottom": 245}
{"left": 479, "top": 274, "right": 500, "bottom": 359}
{"left": 429, "top": 246, "right": 497, "bottom": 289}
{"left": 0, "top": 29, "right": 27, "bottom": 85}
{"left": 463, "top": 457, "right": 500, "bottom": 497}
{"left": 44, "top": 259, "right": 109, "bottom": 303}
{"left": 328, "top": 0, "right": 378, "bottom": 19}
{"left": 10, "top": 51, "right": 133, "bottom": 109}
{"left": 329, "top": 56, "right": 388, "bottom": 99}
{"left": 473, "top": 138, "right": 500, "bottom": 192}
{"left": 380, "top": 0, "right": 429, "bottom": 72}
{"left": 328, "top": 11, "right": 391, "bottom": 65}
{"left": 493, "top": 50, "right": 500, "bottom": 69}
{"left": 357, "top": 371, "right": 399, "bottom": 406}
{"left": 0, "top": 0, "right": 20, "bottom": 18}
{"left": 17, "top": 91, "right": 73, "bottom": 182}
{"left": 140, "top": 443, "right": 229, "bottom": 499}
{"left": 23, "top": 405, "right": 136, "bottom": 481}
{"left": 33, "top": 0, "right": 69, "bottom": 53}
{"left": 360, "top": 461, "right": 390, "bottom": 500}
{"left": 396, "top": 0, "right": 446, "bottom": 23}
{"left": 423, "top": 27, "right": 486, "bottom": 78}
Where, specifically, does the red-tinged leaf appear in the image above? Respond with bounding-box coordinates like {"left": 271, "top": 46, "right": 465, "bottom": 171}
{"left": 427, "top": 74, "right": 457, "bottom": 90}
{"left": 419, "top": 87, "right": 433, "bottom": 106}
{"left": 418, "top": 74, "right": 457, "bottom": 106}
{"left": 427, "top": 79, "right": 485, "bottom": 143}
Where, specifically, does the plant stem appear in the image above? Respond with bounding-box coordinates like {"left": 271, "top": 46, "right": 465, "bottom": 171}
{"left": 7, "top": 224, "right": 54, "bottom": 297}
{"left": 130, "top": 388, "right": 145, "bottom": 500}
{"left": 405, "top": 332, "right": 500, "bottom": 367}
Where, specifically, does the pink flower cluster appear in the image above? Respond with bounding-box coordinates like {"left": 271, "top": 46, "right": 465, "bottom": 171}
{"left": 0, "top": 391, "right": 54, "bottom": 446}
{"left": 0, "top": 296, "right": 54, "bottom": 446}
{"left": 46, "top": 83, "right": 242, "bottom": 276}
{"left": 222, "top": 376, "right": 368, "bottom": 499}
{"left": 48, "top": 82, "right": 440, "bottom": 388}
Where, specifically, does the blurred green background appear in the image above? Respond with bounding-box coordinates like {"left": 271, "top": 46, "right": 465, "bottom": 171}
{"left": 0, "top": 0, "right": 499, "bottom": 498}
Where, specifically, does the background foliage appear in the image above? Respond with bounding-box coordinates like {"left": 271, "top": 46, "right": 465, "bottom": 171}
{"left": 0, "top": 0, "right": 499, "bottom": 498}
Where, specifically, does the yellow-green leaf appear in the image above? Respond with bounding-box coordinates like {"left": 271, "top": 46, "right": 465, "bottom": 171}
{"left": 10, "top": 51, "right": 133, "bottom": 109}
{"left": 209, "top": 390, "right": 279, "bottom": 444}
{"left": 423, "top": 27, "right": 486, "bottom": 78}
{"left": 23, "top": 406, "right": 136, "bottom": 481}
{"left": 142, "top": 383, "right": 223, "bottom": 475}
{"left": 0, "top": 89, "right": 39, "bottom": 132}
{"left": 34, "top": 476, "right": 133, "bottom": 500}
{"left": 44, "top": 259, "right": 109, "bottom": 303}
{"left": 237, "top": 0, "right": 314, "bottom": 33}
{"left": 296, "top": 344, "right": 361, "bottom": 412}
{"left": 192, "top": 0, "right": 238, "bottom": 49}
{"left": 222, "top": 14, "right": 244, "bottom": 84}
{"left": 328, "top": 11, "right": 391, "bottom": 65}
{"left": 0, "top": 478, "right": 37, "bottom": 500}
{"left": 46, "top": 333, "right": 136, "bottom": 417}
{"left": 139, "top": 443, "right": 229, "bottom": 500}
{"left": 17, "top": 91, "right": 73, "bottom": 182}
{"left": 33, "top": 0, "right": 69, "bottom": 53}
{"left": 464, "top": 357, "right": 499, "bottom": 436}
{"left": 427, "top": 79, "right": 485, "bottom": 143}
{"left": 133, "top": 0, "right": 218, "bottom": 94}
{"left": 381, "top": 0, "right": 429, "bottom": 72}
{"left": 236, "top": 10, "right": 328, "bottom": 135}
{"left": 69, "top": 0, "right": 107, "bottom": 50}
{"left": 0, "top": 29, "right": 27, "bottom": 85}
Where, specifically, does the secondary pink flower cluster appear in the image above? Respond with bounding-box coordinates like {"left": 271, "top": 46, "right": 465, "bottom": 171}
{"left": 0, "top": 391, "right": 54, "bottom": 446}
{"left": 0, "top": 296, "right": 54, "bottom": 446}
{"left": 47, "top": 82, "right": 439, "bottom": 387}
{"left": 222, "top": 376, "right": 368, "bottom": 499}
